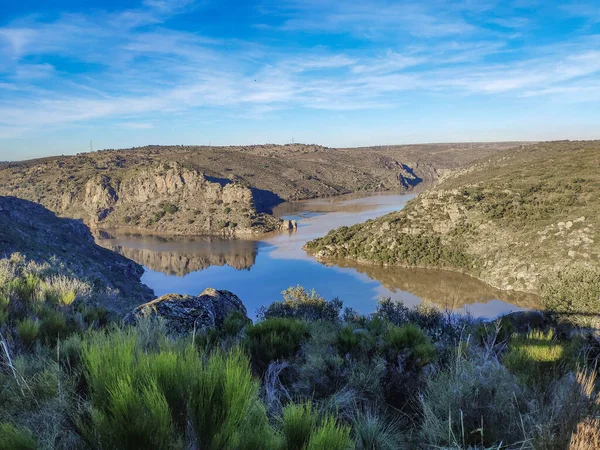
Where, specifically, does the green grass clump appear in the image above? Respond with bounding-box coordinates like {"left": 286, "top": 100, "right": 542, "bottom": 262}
{"left": 352, "top": 411, "right": 403, "bottom": 450}
{"left": 503, "top": 329, "right": 580, "bottom": 386}
{"left": 307, "top": 416, "right": 353, "bottom": 450}
{"left": 188, "top": 348, "right": 259, "bottom": 450}
{"left": 282, "top": 402, "right": 318, "bottom": 450}
{"left": 16, "top": 318, "right": 40, "bottom": 347}
{"left": 246, "top": 317, "right": 309, "bottom": 373}
{"left": 0, "top": 423, "right": 37, "bottom": 450}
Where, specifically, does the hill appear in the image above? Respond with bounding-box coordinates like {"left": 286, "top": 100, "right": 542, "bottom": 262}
{"left": 0, "top": 196, "right": 153, "bottom": 311}
{"left": 0, "top": 142, "right": 525, "bottom": 235}
{"left": 306, "top": 140, "right": 600, "bottom": 293}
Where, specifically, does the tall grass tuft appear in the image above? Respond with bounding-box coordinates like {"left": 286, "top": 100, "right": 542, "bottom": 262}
{"left": 188, "top": 347, "right": 259, "bottom": 450}
{"left": 282, "top": 402, "right": 318, "bottom": 450}
{"left": 352, "top": 410, "right": 403, "bottom": 450}
{"left": 307, "top": 416, "right": 353, "bottom": 450}
{"left": 0, "top": 423, "right": 37, "bottom": 450}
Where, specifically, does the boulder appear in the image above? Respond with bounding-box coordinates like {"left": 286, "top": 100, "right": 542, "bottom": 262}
{"left": 124, "top": 288, "right": 248, "bottom": 334}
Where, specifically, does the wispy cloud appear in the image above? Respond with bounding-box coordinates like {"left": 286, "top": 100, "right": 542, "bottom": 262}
{"left": 0, "top": 0, "right": 600, "bottom": 141}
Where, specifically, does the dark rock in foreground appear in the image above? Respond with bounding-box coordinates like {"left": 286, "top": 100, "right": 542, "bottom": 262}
{"left": 124, "top": 288, "right": 248, "bottom": 333}
{"left": 0, "top": 196, "right": 154, "bottom": 311}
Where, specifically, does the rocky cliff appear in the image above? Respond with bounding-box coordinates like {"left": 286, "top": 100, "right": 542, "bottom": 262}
{"left": 0, "top": 142, "right": 525, "bottom": 236}
{"left": 306, "top": 141, "right": 600, "bottom": 293}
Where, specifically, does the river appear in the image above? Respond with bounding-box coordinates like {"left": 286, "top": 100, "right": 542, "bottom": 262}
{"left": 95, "top": 193, "right": 539, "bottom": 319}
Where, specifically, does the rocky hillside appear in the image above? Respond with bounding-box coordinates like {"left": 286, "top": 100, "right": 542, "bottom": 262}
{"left": 0, "top": 196, "right": 154, "bottom": 311}
{"left": 306, "top": 141, "right": 600, "bottom": 293}
{"left": 0, "top": 142, "right": 525, "bottom": 235}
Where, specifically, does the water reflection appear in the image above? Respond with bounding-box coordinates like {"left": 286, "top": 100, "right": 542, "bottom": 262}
{"left": 95, "top": 231, "right": 258, "bottom": 276}
{"left": 328, "top": 260, "right": 540, "bottom": 312}
{"left": 94, "top": 193, "right": 539, "bottom": 319}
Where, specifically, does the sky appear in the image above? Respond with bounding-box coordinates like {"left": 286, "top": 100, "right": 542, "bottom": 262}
{"left": 1, "top": 0, "right": 600, "bottom": 160}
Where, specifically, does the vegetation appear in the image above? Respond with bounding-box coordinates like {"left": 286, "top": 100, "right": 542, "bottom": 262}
{"left": 2, "top": 252, "right": 600, "bottom": 449}
{"left": 306, "top": 140, "right": 600, "bottom": 293}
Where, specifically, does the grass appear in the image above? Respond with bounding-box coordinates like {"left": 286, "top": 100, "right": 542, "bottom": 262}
{"left": 0, "top": 423, "right": 37, "bottom": 450}
{"left": 2, "top": 270, "right": 600, "bottom": 450}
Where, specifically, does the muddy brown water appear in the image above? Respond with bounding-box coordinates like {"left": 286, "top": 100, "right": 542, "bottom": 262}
{"left": 95, "top": 193, "right": 540, "bottom": 319}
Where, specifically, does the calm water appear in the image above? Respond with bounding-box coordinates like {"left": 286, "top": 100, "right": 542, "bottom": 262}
{"left": 96, "top": 193, "right": 539, "bottom": 319}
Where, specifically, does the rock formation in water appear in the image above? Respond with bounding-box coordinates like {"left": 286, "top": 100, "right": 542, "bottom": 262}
{"left": 124, "top": 288, "right": 248, "bottom": 334}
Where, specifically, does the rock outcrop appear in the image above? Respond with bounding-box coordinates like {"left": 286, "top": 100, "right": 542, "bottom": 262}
{"left": 124, "top": 288, "right": 248, "bottom": 334}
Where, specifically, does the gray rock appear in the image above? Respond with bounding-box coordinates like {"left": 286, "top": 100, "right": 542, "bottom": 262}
{"left": 124, "top": 288, "right": 248, "bottom": 334}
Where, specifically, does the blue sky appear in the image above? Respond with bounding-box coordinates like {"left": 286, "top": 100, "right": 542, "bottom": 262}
{"left": 1, "top": 0, "right": 600, "bottom": 159}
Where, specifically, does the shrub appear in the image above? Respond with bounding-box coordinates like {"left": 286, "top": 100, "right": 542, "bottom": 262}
{"left": 0, "top": 423, "right": 37, "bottom": 450}
{"left": 420, "top": 347, "right": 526, "bottom": 447}
{"left": 541, "top": 268, "right": 600, "bottom": 327}
{"left": 237, "top": 402, "right": 281, "bottom": 450}
{"left": 16, "top": 318, "right": 40, "bottom": 347}
{"left": 246, "top": 317, "right": 309, "bottom": 373}
{"left": 224, "top": 207, "right": 231, "bottom": 214}
{"left": 384, "top": 324, "right": 435, "bottom": 368}
{"left": 188, "top": 348, "right": 259, "bottom": 450}
{"left": 337, "top": 325, "right": 374, "bottom": 358}
{"left": 282, "top": 402, "right": 318, "bottom": 450}
{"left": 10, "top": 273, "right": 41, "bottom": 306}
{"left": 84, "top": 377, "right": 179, "bottom": 450}
{"left": 39, "top": 308, "right": 72, "bottom": 345}
{"left": 307, "top": 416, "right": 353, "bottom": 450}
{"left": 258, "top": 285, "right": 343, "bottom": 321}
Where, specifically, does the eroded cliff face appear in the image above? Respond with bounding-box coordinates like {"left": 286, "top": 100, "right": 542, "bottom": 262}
{"left": 60, "top": 163, "right": 283, "bottom": 235}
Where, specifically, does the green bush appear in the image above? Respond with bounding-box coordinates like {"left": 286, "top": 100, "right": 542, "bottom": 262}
{"left": 0, "top": 423, "right": 37, "bottom": 450}
{"left": 38, "top": 308, "right": 72, "bottom": 345}
{"left": 188, "top": 348, "right": 259, "bottom": 450}
{"left": 85, "top": 377, "right": 179, "bottom": 450}
{"left": 541, "top": 268, "right": 600, "bottom": 327}
{"left": 258, "top": 285, "right": 343, "bottom": 321}
{"left": 307, "top": 416, "right": 353, "bottom": 450}
{"left": 282, "top": 402, "right": 318, "bottom": 450}
{"left": 246, "top": 317, "right": 309, "bottom": 373}
{"left": 337, "top": 325, "right": 374, "bottom": 358}
{"left": 10, "top": 273, "right": 40, "bottom": 306}
{"left": 16, "top": 318, "right": 40, "bottom": 347}
{"left": 384, "top": 324, "right": 435, "bottom": 368}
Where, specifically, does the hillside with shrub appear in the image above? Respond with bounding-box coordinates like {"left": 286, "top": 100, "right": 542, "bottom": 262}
{"left": 0, "top": 142, "right": 523, "bottom": 235}
{"left": 306, "top": 141, "right": 600, "bottom": 297}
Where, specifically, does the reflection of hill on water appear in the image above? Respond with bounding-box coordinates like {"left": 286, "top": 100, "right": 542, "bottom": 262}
{"left": 329, "top": 261, "right": 541, "bottom": 310}
{"left": 94, "top": 232, "right": 258, "bottom": 276}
